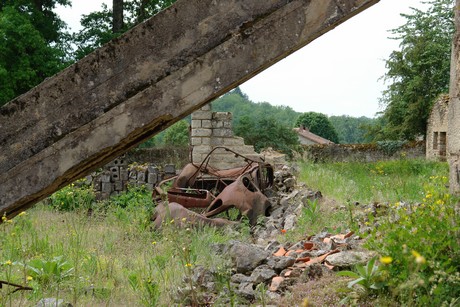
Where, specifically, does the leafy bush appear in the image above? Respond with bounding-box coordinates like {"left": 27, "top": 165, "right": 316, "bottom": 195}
{"left": 48, "top": 182, "right": 95, "bottom": 211}
{"left": 365, "top": 175, "right": 460, "bottom": 304}
{"left": 376, "top": 140, "right": 407, "bottom": 156}
{"left": 108, "top": 185, "right": 152, "bottom": 209}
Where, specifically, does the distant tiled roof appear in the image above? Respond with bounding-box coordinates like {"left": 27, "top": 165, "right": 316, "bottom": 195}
{"left": 293, "top": 127, "right": 334, "bottom": 145}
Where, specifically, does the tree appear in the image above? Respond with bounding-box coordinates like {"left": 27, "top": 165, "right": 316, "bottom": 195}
{"left": 163, "top": 120, "right": 189, "bottom": 146}
{"left": 212, "top": 89, "right": 300, "bottom": 128}
{"left": 379, "top": 0, "right": 454, "bottom": 140}
{"left": 0, "top": 0, "right": 71, "bottom": 106}
{"left": 73, "top": 0, "right": 176, "bottom": 59}
{"left": 295, "top": 112, "right": 339, "bottom": 143}
{"left": 234, "top": 116, "right": 299, "bottom": 157}
{"left": 329, "top": 115, "right": 376, "bottom": 144}
{"left": 112, "top": 0, "right": 124, "bottom": 33}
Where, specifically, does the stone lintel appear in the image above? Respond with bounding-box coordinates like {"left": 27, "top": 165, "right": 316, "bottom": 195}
{"left": 0, "top": 0, "right": 379, "bottom": 218}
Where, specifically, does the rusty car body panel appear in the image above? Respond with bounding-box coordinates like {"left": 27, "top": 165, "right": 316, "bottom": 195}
{"left": 153, "top": 147, "right": 274, "bottom": 225}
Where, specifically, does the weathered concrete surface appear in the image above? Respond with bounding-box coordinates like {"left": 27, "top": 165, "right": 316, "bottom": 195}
{"left": 0, "top": 0, "right": 378, "bottom": 218}
{"left": 448, "top": 0, "right": 460, "bottom": 193}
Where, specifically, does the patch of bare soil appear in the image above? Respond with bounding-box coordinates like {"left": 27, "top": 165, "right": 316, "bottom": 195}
{"left": 276, "top": 270, "right": 348, "bottom": 306}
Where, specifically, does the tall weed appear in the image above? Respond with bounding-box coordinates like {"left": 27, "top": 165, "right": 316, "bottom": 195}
{"left": 366, "top": 175, "right": 460, "bottom": 305}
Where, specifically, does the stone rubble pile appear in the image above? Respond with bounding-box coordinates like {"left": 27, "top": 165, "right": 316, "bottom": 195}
{"left": 180, "top": 165, "right": 375, "bottom": 304}
{"left": 254, "top": 165, "right": 322, "bottom": 246}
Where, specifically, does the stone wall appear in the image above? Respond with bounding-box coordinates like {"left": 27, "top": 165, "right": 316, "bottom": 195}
{"left": 426, "top": 94, "right": 449, "bottom": 161}
{"left": 126, "top": 147, "right": 189, "bottom": 167}
{"left": 301, "top": 141, "right": 425, "bottom": 163}
{"left": 91, "top": 155, "right": 177, "bottom": 200}
{"left": 191, "top": 104, "right": 261, "bottom": 169}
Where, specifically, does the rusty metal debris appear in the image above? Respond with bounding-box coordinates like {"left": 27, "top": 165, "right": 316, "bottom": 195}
{"left": 151, "top": 202, "right": 238, "bottom": 228}
{"left": 152, "top": 147, "right": 274, "bottom": 226}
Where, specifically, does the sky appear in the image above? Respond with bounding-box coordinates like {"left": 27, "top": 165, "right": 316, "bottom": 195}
{"left": 56, "top": 0, "right": 430, "bottom": 118}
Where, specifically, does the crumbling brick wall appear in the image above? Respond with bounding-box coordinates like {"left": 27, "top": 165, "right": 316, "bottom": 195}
{"left": 191, "top": 104, "right": 260, "bottom": 169}
{"left": 427, "top": 94, "right": 449, "bottom": 161}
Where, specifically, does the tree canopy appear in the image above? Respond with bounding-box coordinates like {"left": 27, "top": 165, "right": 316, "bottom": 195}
{"left": 295, "top": 112, "right": 339, "bottom": 143}
{"left": 329, "top": 115, "right": 375, "bottom": 144}
{"left": 163, "top": 120, "right": 189, "bottom": 146}
{"left": 213, "top": 88, "right": 301, "bottom": 155}
{"left": 234, "top": 115, "right": 300, "bottom": 157}
{"left": 72, "top": 0, "right": 176, "bottom": 59}
{"left": 0, "top": 0, "right": 71, "bottom": 106}
{"left": 377, "top": 0, "right": 454, "bottom": 141}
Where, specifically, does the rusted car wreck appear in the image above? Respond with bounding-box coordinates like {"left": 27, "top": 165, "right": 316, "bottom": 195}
{"left": 152, "top": 147, "right": 274, "bottom": 228}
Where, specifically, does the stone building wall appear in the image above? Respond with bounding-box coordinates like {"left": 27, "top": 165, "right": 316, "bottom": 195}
{"left": 191, "top": 104, "right": 260, "bottom": 169}
{"left": 427, "top": 94, "right": 449, "bottom": 161}
{"left": 302, "top": 141, "right": 425, "bottom": 163}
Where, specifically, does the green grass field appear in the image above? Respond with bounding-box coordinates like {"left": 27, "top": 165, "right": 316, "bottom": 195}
{"left": 1, "top": 158, "right": 457, "bottom": 306}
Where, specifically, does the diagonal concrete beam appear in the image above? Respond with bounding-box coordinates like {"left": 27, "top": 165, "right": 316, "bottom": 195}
{"left": 448, "top": 0, "right": 460, "bottom": 194}
{"left": 0, "top": 0, "right": 378, "bottom": 218}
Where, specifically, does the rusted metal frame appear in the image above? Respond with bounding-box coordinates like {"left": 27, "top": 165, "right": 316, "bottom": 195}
{"left": 166, "top": 188, "right": 214, "bottom": 208}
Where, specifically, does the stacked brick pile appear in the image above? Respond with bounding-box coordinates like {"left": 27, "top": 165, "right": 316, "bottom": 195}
{"left": 91, "top": 155, "right": 176, "bottom": 200}
{"left": 191, "top": 104, "right": 261, "bottom": 169}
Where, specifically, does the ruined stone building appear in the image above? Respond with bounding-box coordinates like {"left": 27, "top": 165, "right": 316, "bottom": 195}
{"left": 427, "top": 94, "right": 449, "bottom": 161}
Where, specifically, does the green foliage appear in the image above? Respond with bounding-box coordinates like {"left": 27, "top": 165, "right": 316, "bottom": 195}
{"left": 128, "top": 273, "right": 160, "bottom": 306}
{"left": 337, "top": 257, "right": 385, "bottom": 304}
{"left": 47, "top": 182, "right": 95, "bottom": 211}
{"left": 0, "top": 1, "right": 71, "bottom": 106}
{"left": 234, "top": 115, "right": 300, "bottom": 156}
{"left": 366, "top": 175, "right": 460, "bottom": 304}
{"left": 163, "top": 120, "right": 189, "bottom": 146}
{"left": 329, "top": 115, "right": 376, "bottom": 144}
{"left": 376, "top": 140, "right": 407, "bottom": 156}
{"left": 302, "top": 199, "right": 320, "bottom": 224}
{"left": 212, "top": 87, "right": 300, "bottom": 128}
{"left": 72, "top": 0, "right": 177, "bottom": 59}
{"left": 379, "top": 0, "right": 454, "bottom": 140}
{"left": 108, "top": 185, "right": 153, "bottom": 209}
{"left": 26, "top": 256, "right": 74, "bottom": 288}
{"left": 295, "top": 112, "right": 339, "bottom": 143}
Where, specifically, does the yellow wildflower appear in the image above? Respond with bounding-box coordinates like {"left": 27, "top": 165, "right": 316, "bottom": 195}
{"left": 5, "top": 260, "right": 12, "bottom": 266}
{"left": 1, "top": 215, "right": 7, "bottom": 222}
{"left": 380, "top": 256, "right": 393, "bottom": 265}
{"left": 185, "top": 263, "right": 192, "bottom": 267}
{"left": 181, "top": 217, "right": 187, "bottom": 222}
{"left": 27, "top": 276, "right": 33, "bottom": 281}
{"left": 170, "top": 219, "right": 175, "bottom": 224}
{"left": 411, "top": 250, "right": 426, "bottom": 264}
{"left": 18, "top": 211, "right": 27, "bottom": 217}
{"left": 152, "top": 241, "right": 157, "bottom": 245}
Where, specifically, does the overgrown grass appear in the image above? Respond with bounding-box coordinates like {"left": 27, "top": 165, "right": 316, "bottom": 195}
{"left": 0, "top": 185, "right": 248, "bottom": 306}
{"left": 299, "top": 158, "right": 448, "bottom": 204}
{"left": 1, "top": 158, "right": 455, "bottom": 306}
{"left": 297, "top": 158, "right": 459, "bottom": 305}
